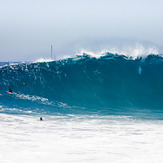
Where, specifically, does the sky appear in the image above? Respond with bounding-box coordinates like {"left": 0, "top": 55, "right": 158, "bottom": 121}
{"left": 0, "top": 0, "right": 163, "bottom": 61}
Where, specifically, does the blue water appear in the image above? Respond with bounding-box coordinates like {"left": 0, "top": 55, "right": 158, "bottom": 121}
{"left": 0, "top": 53, "right": 163, "bottom": 119}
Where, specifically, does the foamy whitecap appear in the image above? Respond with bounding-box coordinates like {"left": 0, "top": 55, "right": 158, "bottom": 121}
{"left": 32, "top": 42, "right": 161, "bottom": 63}
{"left": 0, "top": 114, "right": 163, "bottom": 163}
{"left": 76, "top": 44, "right": 159, "bottom": 60}
{"left": 34, "top": 58, "right": 54, "bottom": 63}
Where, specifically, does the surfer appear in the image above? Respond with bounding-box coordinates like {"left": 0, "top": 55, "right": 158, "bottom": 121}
{"left": 40, "top": 117, "right": 43, "bottom": 121}
{"left": 7, "top": 89, "right": 18, "bottom": 94}
{"left": 8, "top": 89, "right": 13, "bottom": 93}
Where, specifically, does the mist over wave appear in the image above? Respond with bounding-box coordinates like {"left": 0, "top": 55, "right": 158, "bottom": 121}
{"left": 56, "top": 38, "right": 162, "bottom": 60}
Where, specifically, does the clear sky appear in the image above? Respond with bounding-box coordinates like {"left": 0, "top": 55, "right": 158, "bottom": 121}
{"left": 0, "top": 0, "right": 163, "bottom": 61}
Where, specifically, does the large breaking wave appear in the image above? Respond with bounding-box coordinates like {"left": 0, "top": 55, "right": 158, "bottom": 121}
{"left": 1, "top": 52, "right": 163, "bottom": 115}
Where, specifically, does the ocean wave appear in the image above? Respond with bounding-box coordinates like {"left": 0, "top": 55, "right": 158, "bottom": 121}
{"left": 1, "top": 53, "right": 163, "bottom": 114}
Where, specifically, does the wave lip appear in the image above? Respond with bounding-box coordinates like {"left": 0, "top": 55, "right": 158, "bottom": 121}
{"left": 77, "top": 45, "right": 160, "bottom": 60}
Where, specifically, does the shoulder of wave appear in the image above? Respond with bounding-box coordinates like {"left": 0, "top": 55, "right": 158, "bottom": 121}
{"left": 0, "top": 62, "right": 27, "bottom": 69}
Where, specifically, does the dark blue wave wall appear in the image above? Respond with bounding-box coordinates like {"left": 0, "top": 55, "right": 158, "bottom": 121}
{"left": 1, "top": 53, "right": 163, "bottom": 111}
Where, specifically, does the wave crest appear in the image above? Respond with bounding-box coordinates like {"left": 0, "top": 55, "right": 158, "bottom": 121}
{"left": 1, "top": 53, "right": 163, "bottom": 113}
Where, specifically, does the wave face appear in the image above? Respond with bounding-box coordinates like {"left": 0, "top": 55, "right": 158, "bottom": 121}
{"left": 1, "top": 53, "right": 163, "bottom": 116}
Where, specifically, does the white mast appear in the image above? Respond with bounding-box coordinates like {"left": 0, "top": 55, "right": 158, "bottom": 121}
{"left": 51, "top": 45, "right": 56, "bottom": 60}
{"left": 51, "top": 45, "right": 53, "bottom": 59}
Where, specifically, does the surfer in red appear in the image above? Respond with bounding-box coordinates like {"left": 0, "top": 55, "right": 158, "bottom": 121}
{"left": 7, "top": 89, "right": 18, "bottom": 94}
{"left": 8, "top": 89, "right": 13, "bottom": 93}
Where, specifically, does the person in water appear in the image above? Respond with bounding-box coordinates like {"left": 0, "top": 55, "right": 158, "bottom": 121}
{"left": 8, "top": 89, "right": 13, "bottom": 93}
{"left": 40, "top": 117, "right": 43, "bottom": 121}
{"left": 8, "top": 89, "right": 19, "bottom": 94}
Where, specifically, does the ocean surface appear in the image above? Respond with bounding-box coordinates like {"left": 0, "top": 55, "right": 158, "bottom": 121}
{"left": 0, "top": 53, "right": 163, "bottom": 162}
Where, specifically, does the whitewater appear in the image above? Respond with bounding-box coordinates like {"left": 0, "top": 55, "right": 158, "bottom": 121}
{"left": 0, "top": 52, "right": 163, "bottom": 162}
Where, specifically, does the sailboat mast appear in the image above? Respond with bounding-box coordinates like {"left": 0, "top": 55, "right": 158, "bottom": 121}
{"left": 51, "top": 45, "right": 53, "bottom": 59}
{"left": 51, "top": 45, "right": 56, "bottom": 60}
